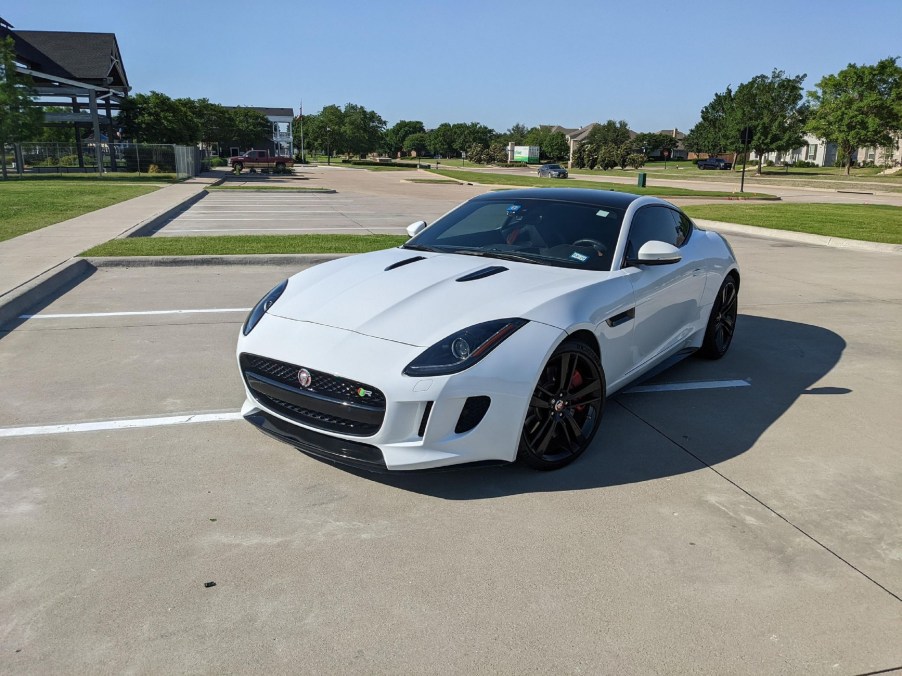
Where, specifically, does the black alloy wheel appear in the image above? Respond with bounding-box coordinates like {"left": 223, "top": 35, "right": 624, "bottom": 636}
{"left": 518, "top": 340, "right": 605, "bottom": 470}
{"left": 700, "top": 274, "right": 738, "bottom": 359}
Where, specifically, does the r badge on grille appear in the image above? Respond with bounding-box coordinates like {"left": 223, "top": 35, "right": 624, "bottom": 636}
{"left": 297, "top": 368, "right": 312, "bottom": 388}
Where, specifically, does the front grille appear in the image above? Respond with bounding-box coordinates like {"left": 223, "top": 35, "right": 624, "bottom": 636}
{"left": 242, "top": 353, "right": 386, "bottom": 406}
{"left": 240, "top": 353, "right": 386, "bottom": 436}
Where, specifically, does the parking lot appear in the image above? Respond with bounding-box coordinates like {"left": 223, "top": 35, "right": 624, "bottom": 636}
{"left": 2, "top": 226, "right": 901, "bottom": 670}
{"left": 154, "top": 166, "right": 487, "bottom": 237}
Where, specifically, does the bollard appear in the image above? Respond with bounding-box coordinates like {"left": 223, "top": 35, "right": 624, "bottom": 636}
{"left": 637, "top": 172, "right": 647, "bottom": 188}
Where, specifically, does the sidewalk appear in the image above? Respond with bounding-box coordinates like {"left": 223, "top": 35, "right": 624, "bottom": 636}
{"left": 0, "top": 175, "right": 219, "bottom": 319}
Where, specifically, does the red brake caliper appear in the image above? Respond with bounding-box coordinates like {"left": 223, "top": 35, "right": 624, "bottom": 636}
{"left": 569, "top": 369, "right": 585, "bottom": 413}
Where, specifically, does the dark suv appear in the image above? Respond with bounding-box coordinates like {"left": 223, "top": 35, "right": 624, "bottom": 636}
{"left": 697, "top": 157, "right": 732, "bottom": 170}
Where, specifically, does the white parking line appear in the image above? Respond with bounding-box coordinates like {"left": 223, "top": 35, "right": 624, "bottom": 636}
{"left": 180, "top": 211, "right": 377, "bottom": 215}
{"left": 0, "top": 412, "right": 244, "bottom": 438}
{"left": 166, "top": 228, "right": 381, "bottom": 233}
{"left": 19, "top": 308, "right": 250, "bottom": 320}
{"left": 624, "top": 379, "right": 750, "bottom": 394}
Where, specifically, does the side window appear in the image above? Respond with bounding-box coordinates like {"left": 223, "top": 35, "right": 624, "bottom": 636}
{"left": 667, "top": 209, "right": 693, "bottom": 247}
{"left": 625, "top": 206, "right": 680, "bottom": 260}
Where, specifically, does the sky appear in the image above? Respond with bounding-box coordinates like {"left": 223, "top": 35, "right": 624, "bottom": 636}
{"left": 7, "top": 0, "right": 902, "bottom": 134}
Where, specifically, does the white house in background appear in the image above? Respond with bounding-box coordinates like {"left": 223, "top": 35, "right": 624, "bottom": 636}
{"left": 752, "top": 133, "right": 902, "bottom": 168}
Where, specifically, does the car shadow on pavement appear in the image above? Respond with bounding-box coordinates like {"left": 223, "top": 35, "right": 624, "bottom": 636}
{"left": 344, "top": 314, "right": 849, "bottom": 499}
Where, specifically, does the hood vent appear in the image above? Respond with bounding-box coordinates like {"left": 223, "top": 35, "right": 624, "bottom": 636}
{"left": 456, "top": 266, "right": 509, "bottom": 282}
{"left": 384, "top": 256, "right": 426, "bottom": 271}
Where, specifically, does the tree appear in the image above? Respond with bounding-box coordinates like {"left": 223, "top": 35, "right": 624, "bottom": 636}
{"left": 585, "top": 120, "right": 632, "bottom": 147}
{"left": 500, "top": 122, "right": 528, "bottom": 144}
{"left": 523, "top": 127, "right": 569, "bottom": 161}
{"left": 686, "top": 87, "right": 739, "bottom": 158}
{"left": 428, "top": 123, "right": 455, "bottom": 157}
{"left": 632, "top": 132, "right": 680, "bottom": 156}
{"left": 119, "top": 91, "right": 201, "bottom": 144}
{"left": 384, "top": 119, "right": 425, "bottom": 156}
{"left": 0, "top": 36, "right": 42, "bottom": 177}
{"left": 402, "top": 131, "right": 430, "bottom": 155}
{"left": 807, "top": 57, "right": 902, "bottom": 175}
{"left": 341, "top": 103, "right": 385, "bottom": 157}
{"left": 733, "top": 69, "right": 808, "bottom": 174}
{"left": 230, "top": 107, "right": 271, "bottom": 149}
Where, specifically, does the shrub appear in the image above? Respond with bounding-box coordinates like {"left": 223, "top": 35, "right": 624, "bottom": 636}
{"left": 148, "top": 164, "right": 161, "bottom": 173}
{"left": 791, "top": 160, "right": 816, "bottom": 168}
{"left": 210, "top": 156, "right": 227, "bottom": 167}
{"left": 626, "top": 153, "right": 647, "bottom": 169}
{"left": 765, "top": 159, "right": 775, "bottom": 167}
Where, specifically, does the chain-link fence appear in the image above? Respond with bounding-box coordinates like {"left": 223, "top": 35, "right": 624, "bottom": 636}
{"left": 1, "top": 143, "right": 208, "bottom": 179}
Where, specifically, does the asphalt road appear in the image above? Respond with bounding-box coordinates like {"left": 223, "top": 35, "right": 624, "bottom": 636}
{"left": 1, "top": 230, "right": 900, "bottom": 673}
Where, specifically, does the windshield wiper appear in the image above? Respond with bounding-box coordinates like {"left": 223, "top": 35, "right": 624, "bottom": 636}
{"left": 401, "top": 243, "right": 440, "bottom": 252}
{"left": 450, "top": 248, "right": 554, "bottom": 266}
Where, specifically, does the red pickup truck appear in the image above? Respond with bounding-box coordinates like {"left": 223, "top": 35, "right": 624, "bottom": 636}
{"left": 228, "top": 150, "right": 294, "bottom": 172}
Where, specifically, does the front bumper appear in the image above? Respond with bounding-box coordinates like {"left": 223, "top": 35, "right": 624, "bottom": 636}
{"left": 238, "top": 314, "right": 565, "bottom": 470}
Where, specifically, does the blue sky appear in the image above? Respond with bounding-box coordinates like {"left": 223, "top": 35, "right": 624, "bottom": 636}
{"left": 9, "top": 0, "right": 902, "bottom": 134}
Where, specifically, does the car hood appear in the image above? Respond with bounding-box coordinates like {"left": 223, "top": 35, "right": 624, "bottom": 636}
{"left": 268, "top": 248, "right": 613, "bottom": 346}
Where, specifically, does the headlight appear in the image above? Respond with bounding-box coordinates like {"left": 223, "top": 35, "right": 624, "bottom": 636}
{"left": 242, "top": 279, "right": 288, "bottom": 336}
{"left": 403, "top": 318, "right": 528, "bottom": 376}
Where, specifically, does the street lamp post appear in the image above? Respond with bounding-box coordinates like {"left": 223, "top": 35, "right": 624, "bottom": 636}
{"left": 326, "top": 127, "right": 331, "bottom": 165}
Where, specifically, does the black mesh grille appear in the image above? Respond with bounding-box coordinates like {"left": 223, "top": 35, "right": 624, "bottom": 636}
{"left": 455, "top": 396, "right": 491, "bottom": 434}
{"left": 240, "top": 353, "right": 386, "bottom": 436}
{"left": 241, "top": 354, "right": 386, "bottom": 406}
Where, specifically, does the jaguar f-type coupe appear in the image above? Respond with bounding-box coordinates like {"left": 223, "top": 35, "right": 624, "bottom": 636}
{"left": 237, "top": 188, "right": 739, "bottom": 471}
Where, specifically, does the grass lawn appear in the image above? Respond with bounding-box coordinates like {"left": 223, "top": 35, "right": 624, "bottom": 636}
{"left": 683, "top": 203, "right": 902, "bottom": 244}
{"left": 429, "top": 169, "right": 775, "bottom": 199}
{"left": 0, "top": 180, "right": 161, "bottom": 243}
{"left": 80, "top": 234, "right": 408, "bottom": 257}
{"left": 342, "top": 165, "right": 418, "bottom": 171}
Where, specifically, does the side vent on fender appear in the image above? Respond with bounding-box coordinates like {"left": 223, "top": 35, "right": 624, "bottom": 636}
{"left": 456, "top": 266, "right": 508, "bottom": 282}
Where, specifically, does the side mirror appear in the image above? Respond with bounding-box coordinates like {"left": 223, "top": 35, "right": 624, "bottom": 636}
{"left": 406, "top": 220, "right": 427, "bottom": 238}
{"left": 630, "top": 240, "right": 682, "bottom": 266}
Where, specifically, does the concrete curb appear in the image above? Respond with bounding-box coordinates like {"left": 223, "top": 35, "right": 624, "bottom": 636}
{"left": 120, "top": 190, "right": 209, "bottom": 238}
{"left": 695, "top": 219, "right": 902, "bottom": 254}
{"left": 0, "top": 259, "right": 95, "bottom": 330}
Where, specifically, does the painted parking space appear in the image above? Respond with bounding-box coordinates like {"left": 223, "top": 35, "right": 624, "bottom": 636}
{"left": 1, "top": 236, "right": 901, "bottom": 672}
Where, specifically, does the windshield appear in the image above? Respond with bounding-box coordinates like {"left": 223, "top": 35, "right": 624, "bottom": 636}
{"left": 404, "top": 197, "right": 624, "bottom": 271}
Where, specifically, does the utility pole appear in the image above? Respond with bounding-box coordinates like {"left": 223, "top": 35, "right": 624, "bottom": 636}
{"left": 299, "top": 101, "right": 305, "bottom": 163}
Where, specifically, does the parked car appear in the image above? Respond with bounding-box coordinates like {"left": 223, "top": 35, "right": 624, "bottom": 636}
{"left": 537, "top": 163, "right": 568, "bottom": 178}
{"left": 238, "top": 188, "right": 739, "bottom": 472}
{"left": 697, "top": 157, "right": 732, "bottom": 170}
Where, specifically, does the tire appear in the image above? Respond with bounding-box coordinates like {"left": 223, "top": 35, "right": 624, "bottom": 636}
{"left": 517, "top": 340, "right": 605, "bottom": 470}
{"left": 276, "top": 162, "right": 286, "bottom": 172}
{"left": 233, "top": 162, "right": 243, "bottom": 172}
{"left": 700, "top": 274, "right": 739, "bottom": 359}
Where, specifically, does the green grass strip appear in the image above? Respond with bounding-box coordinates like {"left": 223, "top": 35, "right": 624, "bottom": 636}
{"left": 429, "top": 169, "right": 774, "bottom": 198}
{"left": 80, "top": 234, "right": 409, "bottom": 257}
{"left": 683, "top": 203, "right": 902, "bottom": 244}
{"left": 0, "top": 181, "right": 160, "bottom": 243}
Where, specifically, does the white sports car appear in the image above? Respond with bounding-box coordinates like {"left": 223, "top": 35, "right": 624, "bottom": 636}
{"left": 237, "top": 188, "right": 739, "bottom": 471}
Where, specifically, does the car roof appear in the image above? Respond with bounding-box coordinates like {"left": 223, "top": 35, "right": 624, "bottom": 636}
{"left": 470, "top": 188, "right": 643, "bottom": 209}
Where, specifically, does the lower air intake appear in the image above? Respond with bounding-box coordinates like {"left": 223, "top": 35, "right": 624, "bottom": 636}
{"left": 455, "top": 396, "right": 491, "bottom": 434}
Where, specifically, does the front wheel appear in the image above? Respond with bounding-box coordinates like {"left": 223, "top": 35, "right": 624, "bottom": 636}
{"left": 700, "top": 274, "right": 738, "bottom": 359}
{"left": 517, "top": 340, "right": 605, "bottom": 470}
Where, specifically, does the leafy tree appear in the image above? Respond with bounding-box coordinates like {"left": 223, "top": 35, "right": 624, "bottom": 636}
{"left": 341, "top": 102, "right": 385, "bottom": 157}
{"left": 402, "top": 131, "right": 430, "bottom": 155}
{"left": 632, "top": 132, "right": 680, "bottom": 155}
{"left": 500, "top": 122, "right": 528, "bottom": 144}
{"left": 523, "top": 127, "right": 568, "bottom": 161}
{"left": 807, "top": 57, "right": 902, "bottom": 175}
{"left": 428, "top": 123, "right": 455, "bottom": 157}
{"left": 466, "top": 142, "right": 487, "bottom": 164}
{"left": 384, "top": 119, "right": 425, "bottom": 156}
{"left": 733, "top": 69, "right": 808, "bottom": 174}
{"left": 229, "top": 107, "right": 271, "bottom": 149}
{"left": 0, "top": 36, "right": 43, "bottom": 177}
{"left": 24, "top": 107, "right": 72, "bottom": 143}
{"left": 585, "top": 120, "right": 632, "bottom": 148}
{"left": 119, "top": 91, "right": 201, "bottom": 144}
{"left": 686, "top": 87, "right": 739, "bottom": 158}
